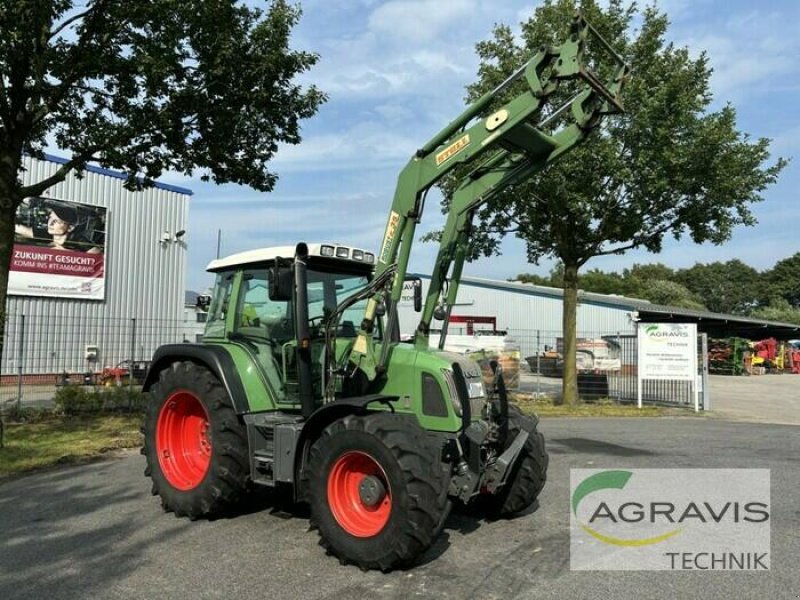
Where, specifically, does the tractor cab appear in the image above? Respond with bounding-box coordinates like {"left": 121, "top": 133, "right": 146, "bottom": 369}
{"left": 203, "top": 243, "right": 380, "bottom": 410}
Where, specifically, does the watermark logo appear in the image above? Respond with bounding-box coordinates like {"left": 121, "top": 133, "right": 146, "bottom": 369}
{"left": 570, "top": 469, "right": 770, "bottom": 571}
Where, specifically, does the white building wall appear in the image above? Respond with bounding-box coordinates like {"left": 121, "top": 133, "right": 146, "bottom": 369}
{"left": 397, "top": 276, "right": 637, "bottom": 360}
{"left": 3, "top": 155, "right": 191, "bottom": 375}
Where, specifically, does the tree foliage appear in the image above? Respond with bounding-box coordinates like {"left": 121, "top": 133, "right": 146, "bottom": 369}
{"left": 515, "top": 253, "right": 800, "bottom": 324}
{"left": 441, "top": 0, "right": 785, "bottom": 404}
{"left": 675, "top": 260, "right": 761, "bottom": 314}
{"left": 0, "top": 0, "right": 325, "bottom": 362}
{"left": 749, "top": 298, "right": 800, "bottom": 325}
{"left": 763, "top": 252, "right": 800, "bottom": 308}
{"left": 516, "top": 262, "right": 704, "bottom": 308}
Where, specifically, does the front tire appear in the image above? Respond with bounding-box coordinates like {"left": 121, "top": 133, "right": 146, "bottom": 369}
{"left": 142, "top": 361, "right": 249, "bottom": 519}
{"left": 483, "top": 404, "right": 548, "bottom": 518}
{"left": 306, "top": 413, "right": 449, "bottom": 571}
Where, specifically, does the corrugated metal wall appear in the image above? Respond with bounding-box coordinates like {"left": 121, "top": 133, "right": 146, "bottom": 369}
{"left": 397, "top": 276, "right": 637, "bottom": 359}
{"left": 3, "top": 156, "right": 190, "bottom": 375}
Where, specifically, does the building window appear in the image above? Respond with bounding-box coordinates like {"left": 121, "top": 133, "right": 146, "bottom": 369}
{"left": 196, "top": 312, "right": 208, "bottom": 323}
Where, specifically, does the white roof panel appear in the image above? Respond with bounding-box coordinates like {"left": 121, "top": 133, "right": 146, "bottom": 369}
{"left": 206, "top": 243, "right": 375, "bottom": 271}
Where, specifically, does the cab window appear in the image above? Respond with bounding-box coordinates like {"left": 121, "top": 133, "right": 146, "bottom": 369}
{"left": 204, "top": 271, "right": 234, "bottom": 338}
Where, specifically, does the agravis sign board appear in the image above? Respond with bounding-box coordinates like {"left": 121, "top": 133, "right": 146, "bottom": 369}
{"left": 11, "top": 196, "right": 107, "bottom": 300}
{"left": 637, "top": 323, "right": 699, "bottom": 411}
{"left": 637, "top": 322, "right": 697, "bottom": 381}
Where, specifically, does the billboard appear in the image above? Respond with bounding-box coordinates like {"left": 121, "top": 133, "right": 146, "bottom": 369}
{"left": 11, "top": 196, "right": 107, "bottom": 300}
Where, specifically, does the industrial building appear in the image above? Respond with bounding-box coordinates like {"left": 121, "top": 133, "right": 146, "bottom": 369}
{"left": 396, "top": 274, "right": 800, "bottom": 362}
{"left": 2, "top": 154, "right": 192, "bottom": 382}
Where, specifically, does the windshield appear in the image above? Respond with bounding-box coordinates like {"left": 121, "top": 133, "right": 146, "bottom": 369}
{"left": 307, "top": 269, "right": 371, "bottom": 337}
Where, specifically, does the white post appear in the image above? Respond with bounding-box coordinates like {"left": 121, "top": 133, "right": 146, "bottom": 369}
{"left": 636, "top": 323, "right": 643, "bottom": 409}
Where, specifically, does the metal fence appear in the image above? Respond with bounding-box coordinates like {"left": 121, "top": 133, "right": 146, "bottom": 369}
{"left": 1, "top": 318, "right": 709, "bottom": 413}
{"left": 1, "top": 313, "right": 188, "bottom": 412}
{"left": 508, "top": 328, "right": 709, "bottom": 410}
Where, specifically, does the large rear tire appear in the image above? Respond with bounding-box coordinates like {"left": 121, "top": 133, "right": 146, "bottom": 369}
{"left": 483, "top": 404, "right": 548, "bottom": 518}
{"left": 306, "top": 413, "right": 450, "bottom": 571}
{"left": 142, "top": 361, "right": 249, "bottom": 519}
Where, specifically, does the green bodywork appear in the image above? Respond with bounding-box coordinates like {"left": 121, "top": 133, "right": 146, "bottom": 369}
{"left": 348, "top": 15, "right": 628, "bottom": 381}
{"left": 198, "top": 15, "right": 627, "bottom": 434}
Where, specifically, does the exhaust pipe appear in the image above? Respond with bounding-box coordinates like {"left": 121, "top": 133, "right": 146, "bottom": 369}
{"left": 293, "top": 242, "right": 315, "bottom": 418}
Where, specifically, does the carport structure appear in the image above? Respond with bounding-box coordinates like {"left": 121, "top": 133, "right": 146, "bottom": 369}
{"left": 631, "top": 303, "right": 800, "bottom": 340}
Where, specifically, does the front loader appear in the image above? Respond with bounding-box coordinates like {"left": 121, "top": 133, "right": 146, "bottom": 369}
{"left": 141, "top": 14, "right": 628, "bottom": 571}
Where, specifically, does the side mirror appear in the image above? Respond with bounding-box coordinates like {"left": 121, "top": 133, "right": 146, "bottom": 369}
{"left": 433, "top": 305, "right": 447, "bottom": 321}
{"left": 195, "top": 294, "right": 211, "bottom": 311}
{"left": 375, "top": 301, "right": 387, "bottom": 317}
{"left": 413, "top": 279, "right": 422, "bottom": 313}
{"left": 269, "top": 259, "right": 293, "bottom": 301}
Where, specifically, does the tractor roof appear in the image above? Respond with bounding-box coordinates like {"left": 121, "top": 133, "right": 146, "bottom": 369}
{"left": 206, "top": 243, "right": 376, "bottom": 272}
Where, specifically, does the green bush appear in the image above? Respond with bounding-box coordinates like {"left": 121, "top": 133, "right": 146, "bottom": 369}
{"left": 2, "top": 405, "right": 54, "bottom": 423}
{"left": 54, "top": 385, "right": 147, "bottom": 416}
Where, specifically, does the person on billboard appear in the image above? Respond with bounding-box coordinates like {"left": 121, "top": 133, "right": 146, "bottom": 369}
{"left": 15, "top": 200, "right": 102, "bottom": 253}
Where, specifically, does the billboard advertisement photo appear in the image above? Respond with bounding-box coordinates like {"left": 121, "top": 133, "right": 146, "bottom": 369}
{"left": 11, "top": 196, "right": 107, "bottom": 299}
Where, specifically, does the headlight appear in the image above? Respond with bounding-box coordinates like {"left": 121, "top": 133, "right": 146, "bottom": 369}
{"left": 468, "top": 381, "right": 486, "bottom": 399}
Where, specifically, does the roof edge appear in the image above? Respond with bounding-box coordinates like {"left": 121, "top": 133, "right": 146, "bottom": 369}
{"left": 41, "top": 153, "right": 194, "bottom": 196}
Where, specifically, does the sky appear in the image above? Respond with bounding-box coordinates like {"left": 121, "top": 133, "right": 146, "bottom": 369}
{"left": 156, "top": 0, "right": 800, "bottom": 293}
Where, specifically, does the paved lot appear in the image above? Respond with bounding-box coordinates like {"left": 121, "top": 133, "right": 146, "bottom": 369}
{"left": 518, "top": 372, "right": 800, "bottom": 425}
{"left": 707, "top": 374, "right": 800, "bottom": 425}
{"left": 1, "top": 417, "right": 798, "bottom": 600}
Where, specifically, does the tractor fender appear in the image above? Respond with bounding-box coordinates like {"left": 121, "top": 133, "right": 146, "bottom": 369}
{"left": 293, "top": 395, "right": 400, "bottom": 499}
{"left": 142, "top": 344, "right": 250, "bottom": 414}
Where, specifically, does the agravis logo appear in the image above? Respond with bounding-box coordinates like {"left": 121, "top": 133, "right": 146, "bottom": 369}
{"left": 643, "top": 324, "right": 689, "bottom": 343}
{"left": 570, "top": 469, "right": 771, "bottom": 571}
{"left": 572, "top": 470, "right": 681, "bottom": 547}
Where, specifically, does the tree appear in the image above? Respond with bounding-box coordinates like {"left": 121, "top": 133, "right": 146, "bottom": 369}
{"left": 0, "top": 1, "right": 324, "bottom": 364}
{"left": 762, "top": 252, "right": 800, "bottom": 308}
{"left": 639, "top": 279, "right": 705, "bottom": 310}
{"left": 750, "top": 298, "right": 800, "bottom": 326}
{"left": 513, "top": 265, "right": 563, "bottom": 288}
{"left": 675, "top": 260, "right": 761, "bottom": 314}
{"left": 513, "top": 272, "right": 554, "bottom": 287}
{"left": 576, "top": 268, "right": 627, "bottom": 296}
{"left": 441, "top": 0, "right": 785, "bottom": 404}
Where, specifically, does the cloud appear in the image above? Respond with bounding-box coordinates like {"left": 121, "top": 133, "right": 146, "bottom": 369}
{"left": 677, "top": 9, "right": 799, "bottom": 100}
{"left": 309, "top": 41, "right": 475, "bottom": 101}
{"left": 368, "top": 0, "right": 477, "bottom": 43}
{"left": 271, "top": 121, "right": 419, "bottom": 171}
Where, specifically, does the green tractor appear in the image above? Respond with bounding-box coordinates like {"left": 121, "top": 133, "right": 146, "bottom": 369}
{"left": 141, "top": 15, "right": 627, "bottom": 571}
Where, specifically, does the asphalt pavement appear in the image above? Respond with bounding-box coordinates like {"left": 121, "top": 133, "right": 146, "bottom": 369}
{"left": 1, "top": 417, "right": 798, "bottom": 600}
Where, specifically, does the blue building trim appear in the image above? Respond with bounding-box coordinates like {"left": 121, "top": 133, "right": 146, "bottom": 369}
{"left": 42, "top": 153, "right": 194, "bottom": 196}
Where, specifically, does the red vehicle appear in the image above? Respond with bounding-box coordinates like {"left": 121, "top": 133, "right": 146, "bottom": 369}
{"left": 100, "top": 360, "right": 150, "bottom": 386}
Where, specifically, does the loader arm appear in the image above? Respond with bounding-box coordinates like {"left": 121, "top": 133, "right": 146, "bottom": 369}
{"left": 346, "top": 13, "right": 629, "bottom": 382}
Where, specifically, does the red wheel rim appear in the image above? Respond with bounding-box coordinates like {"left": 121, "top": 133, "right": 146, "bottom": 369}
{"left": 156, "top": 390, "right": 211, "bottom": 490}
{"left": 327, "top": 451, "right": 392, "bottom": 537}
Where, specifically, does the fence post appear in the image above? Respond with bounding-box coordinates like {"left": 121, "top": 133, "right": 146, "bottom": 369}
{"left": 16, "top": 314, "right": 25, "bottom": 414}
{"left": 129, "top": 318, "right": 137, "bottom": 392}
{"left": 536, "top": 329, "right": 541, "bottom": 398}
{"left": 616, "top": 331, "right": 622, "bottom": 404}
{"left": 701, "top": 333, "right": 710, "bottom": 410}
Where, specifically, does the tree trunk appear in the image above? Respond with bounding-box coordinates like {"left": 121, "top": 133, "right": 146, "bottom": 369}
{"left": 560, "top": 261, "right": 580, "bottom": 406}
{"left": 0, "top": 151, "right": 23, "bottom": 379}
